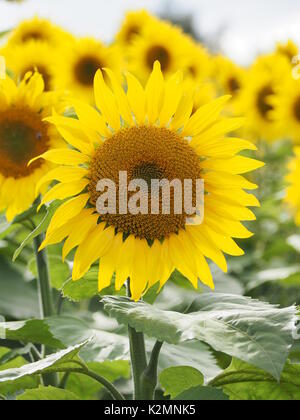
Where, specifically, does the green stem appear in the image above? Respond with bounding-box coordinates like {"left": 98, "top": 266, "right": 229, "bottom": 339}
{"left": 33, "top": 231, "right": 57, "bottom": 387}
{"left": 141, "top": 341, "right": 164, "bottom": 400}
{"left": 126, "top": 280, "right": 148, "bottom": 400}
{"left": 33, "top": 232, "right": 55, "bottom": 318}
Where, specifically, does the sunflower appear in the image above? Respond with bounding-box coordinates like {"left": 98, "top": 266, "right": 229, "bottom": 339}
{"left": 272, "top": 77, "right": 300, "bottom": 144}
{"left": 0, "top": 72, "right": 65, "bottom": 221}
{"left": 276, "top": 40, "right": 298, "bottom": 64}
{"left": 6, "top": 16, "right": 71, "bottom": 47}
{"left": 1, "top": 41, "right": 58, "bottom": 91}
{"left": 213, "top": 56, "right": 247, "bottom": 116}
{"left": 128, "top": 19, "right": 189, "bottom": 84}
{"left": 115, "top": 10, "right": 155, "bottom": 46}
{"left": 238, "top": 54, "right": 290, "bottom": 141}
{"left": 182, "top": 38, "right": 212, "bottom": 82}
{"left": 32, "top": 62, "right": 263, "bottom": 301}
{"left": 286, "top": 148, "right": 300, "bottom": 225}
{"left": 54, "top": 37, "right": 123, "bottom": 104}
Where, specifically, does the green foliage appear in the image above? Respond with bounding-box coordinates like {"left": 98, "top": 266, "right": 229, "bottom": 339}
{"left": 159, "top": 366, "right": 204, "bottom": 398}
{"left": 102, "top": 295, "right": 297, "bottom": 379}
{"left": 210, "top": 359, "right": 300, "bottom": 400}
{"left": 175, "top": 386, "right": 229, "bottom": 401}
{"left": 28, "top": 255, "right": 70, "bottom": 290}
{"left": 0, "top": 348, "right": 38, "bottom": 397}
{"left": 66, "top": 361, "right": 130, "bottom": 400}
{"left": 17, "top": 386, "right": 80, "bottom": 400}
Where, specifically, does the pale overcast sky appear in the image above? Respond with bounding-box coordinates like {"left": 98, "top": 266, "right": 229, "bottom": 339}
{"left": 0, "top": 0, "right": 300, "bottom": 65}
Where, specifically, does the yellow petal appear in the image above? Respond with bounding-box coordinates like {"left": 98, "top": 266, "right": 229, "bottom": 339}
{"left": 126, "top": 71, "right": 146, "bottom": 125}
{"left": 145, "top": 61, "right": 165, "bottom": 124}
{"left": 94, "top": 70, "right": 120, "bottom": 131}
{"left": 159, "top": 71, "right": 183, "bottom": 127}
{"left": 72, "top": 224, "right": 115, "bottom": 280}
{"left": 46, "top": 194, "right": 90, "bottom": 235}
{"left": 201, "top": 156, "right": 264, "bottom": 175}
{"left": 72, "top": 99, "right": 111, "bottom": 138}
{"left": 103, "top": 68, "right": 133, "bottom": 125}
{"left": 183, "top": 95, "right": 231, "bottom": 137}
{"left": 28, "top": 149, "right": 90, "bottom": 167}
{"left": 36, "top": 166, "right": 88, "bottom": 194}
{"left": 39, "top": 179, "right": 89, "bottom": 209}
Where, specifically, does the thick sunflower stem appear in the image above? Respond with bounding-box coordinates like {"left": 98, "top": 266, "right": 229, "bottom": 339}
{"left": 33, "top": 231, "right": 58, "bottom": 387}
{"left": 34, "top": 233, "right": 55, "bottom": 318}
{"left": 128, "top": 325, "right": 148, "bottom": 400}
{"left": 140, "top": 341, "right": 164, "bottom": 400}
{"left": 126, "top": 280, "right": 148, "bottom": 400}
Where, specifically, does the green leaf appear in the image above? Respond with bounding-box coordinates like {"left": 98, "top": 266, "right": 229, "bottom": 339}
{"left": 175, "top": 386, "right": 229, "bottom": 401}
{"left": 160, "top": 366, "right": 204, "bottom": 398}
{"left": 62, "top": 268, "right": 98, "bottom": 301}
{"left": 28, "top": 255, "right": 70, "bottom": 290}
{"left": 0, "top": 257, "right": 39, "bottom": 319}
{"left": 210, "top": 359, "right": 300, "bottom": 401}
{"left": 0, "top": 341, "right": 90, "bottom": 386}
{"left": 102, "top": 294, "right": 297, "bottom": 380}
{"left": 66, "top": 361, "right": 130, "bottom": 400}
{"left": 1, "top": 319, "right": 64, "bottom": 349}
{"left": 17, "top": 386, "right": 80, "bottom": 401}
{"left": 13, "top": 201, "right": 60, "bottom": 262}
{"left": 0, "top": 348, "right": 38, "bottom": 397}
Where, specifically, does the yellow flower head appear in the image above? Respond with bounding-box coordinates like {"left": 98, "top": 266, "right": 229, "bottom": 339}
{"left": 34, "top": 62, "right": 263, "bottom": 301}
{"left": 213, "top": 56, "right": 247, "bottom": 98}
{"left": 6, "top": 16, "right": 72, "bottom": 47}
{"left": 127, "top": 19, "right": 190, "bottom": 84}
{"left": 1, "top": 41, "right": 59, "bottom": 91}
{"left": 115, "top": 10, "right": 155, "bottom": 46}
{"left": 54, "top": 37, "right": 123, "bottom": 104}
{"left": 272, "top": 77, "right": 300, "bottom": 144}
{"left": 286, "top": 147, "right": 300, "bottom": 225}
{"left": 276, "top": 40, "right": 298, "bottom": 64}
{"left": 238, "top": 53, "right": 290, "bottom": 141}
{"left": 182, "top": 37, "right": 212, "bottom": 82}
{"left": 0, "top": 73, "right": 65, "bottom": 221}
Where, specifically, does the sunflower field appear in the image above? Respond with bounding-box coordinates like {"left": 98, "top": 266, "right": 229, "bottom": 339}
{"left": 0, "top": 0, "right": 299, "bottom": 405}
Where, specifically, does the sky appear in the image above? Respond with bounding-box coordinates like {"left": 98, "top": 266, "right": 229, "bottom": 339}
{"left": 0, "top": 0, "right": 300, "bottom": 65}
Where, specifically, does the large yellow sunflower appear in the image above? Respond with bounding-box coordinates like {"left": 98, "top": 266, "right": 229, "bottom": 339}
{"left": 272, "top": 77, "right": 300, "bottom": 144}
{"left": 286, "top": 147, "right": 300, "bottom": 225}
{"left": 6, "top": 16, "right": 71, "bottom": 47}
{"left": 32, "top": 62, "right": 263, "bottom": 301}
{"left": 0, "top": 72, "right": 65, "bottom": 221}
{"left": 1, "top": 41, "right": 59, "bottom": 91}
{"left": 115, "top": 10, "right": 155, "bottom": 46}
{"left": 238, "top": 54, "right": 290, "bottom": 141}
{"left": 128, "top": 19, "right": 189, "bottom": 84}
{"left": 54, "top": 37, "right": 123, "bottom": 104}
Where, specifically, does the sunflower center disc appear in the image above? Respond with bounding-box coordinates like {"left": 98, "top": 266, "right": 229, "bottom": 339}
{"left": 146, "top": 46, "right": 171, "bottom": 72}
{"left": 74, "top": 56, "right": 102, "bottom": 86}
{"left": 22, "top": 31, "right": 45, "bottom": 43}
{"left": 257, "top": 86, "right": 274, "bottom": 120}
{"left": 89, "top": 126, "right": 202, "bottom": 241}
{"left": 0, "top": 108, "right": 49, "bottom": 178}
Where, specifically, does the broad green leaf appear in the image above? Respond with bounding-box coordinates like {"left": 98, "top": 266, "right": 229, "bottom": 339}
{"left": 0, "top": 345, "right": 32, "bottom": 365}
{"left": 0, "top": 341, "right": 90, "bottom": 385}
{"left": 0, "top": 257, "right": 39, "bottom": 319}
{"left": 28, "top": 255, "right": 70, "bottom": 290}
{"left": 0, "top": 348, "right": 38, "bottom": 396}
{"left": 158, "top": 342, "right": 221, "bottom": 382}
{"left": 17, "top": 386, "right": 80, "bottom": 401}
{"left": 246, "top": 266, "right": 300, "bottom": 292}
{"left": 62, "top": 268, "right": 99, "bottom": 302}
{"left": 210, "top": 359, "right": 300, "bottom": 401}
{"left": 1, "top": 319, "right": 64, "bottom": 349}
{"left": 66, "top": 361, "right": 130, "bottom": 400}
{"left": 160, "top": 366, "right": 204, "bottom": 398}
{"left": 0, "top": 315, "right": 220, "bottom": 382}
{"left": 175, "top": 386, "right": 228, "bottom": 401}
{"left": 102, "top": 295, "right": 297, "bottom": 380}
{"left": 13, "top": 201, "right": 60, "bottom": 262}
